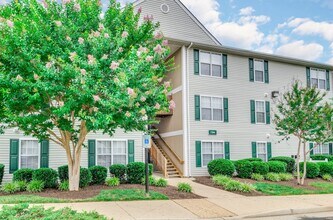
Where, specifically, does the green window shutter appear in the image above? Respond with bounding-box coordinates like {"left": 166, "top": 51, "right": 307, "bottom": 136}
{"left": 88, "top": 140, "right": 96, "bottom": 167}
{"left": 9, "top": 139, "right": 19, "bottom": 174}
{"left": 195, "top": 141, "right": 202, "bottom": 167}
{"left": 224, "top": 142, "right": 230, "bottom": 160}
{"left": 265, "top": 101, "right": 270, "bottom": 124}
{"left": 194, "top": 49, "right": 199, "bottom": 75}
{"left": 264, "top": 60, "right": 269, "bottom": 84}
{"left": 306, "top": 67, "right": 310, "bottom": 87}
{"left": 40, "top": 140, "right": 49, "bottom": 168}
{"left": 222, "top": 54, "right": 228, "bottom": 79}
{"left": 267, "top": 142, "right": 272, "bottom": 160}
{"left": 249, "top": 58, "right": 254, "bottom": 82}
{"left": 309, "top": 143, "right": 314, "bottom": 156}
{"left": 223, "top": 97, "right": 229, "bottom": 123}
{"left": 326, "top": 70, "right": 330, "bottom": 91}
{"left": 252, "top": 142, "right": 257, "bottom": 158}
{"left": 128, "top": 140, "right": 135, "bottom": 163}
{"left": 250, "top": 100, "right": 256, "bottom": 124}
{"left": 195, "top": 95, "right": 201, "bottom": 121}
{"left": 329, "top": 143, "right": 333, "bottom": 155}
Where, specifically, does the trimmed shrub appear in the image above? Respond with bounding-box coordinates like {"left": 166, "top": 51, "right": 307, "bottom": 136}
{"left": 322, "top": 174, "right": 333, "bottom": 182}
{"left": 155, "top": 178, "right": 168, "bottom": 187}
{"left": 212, "top": 175, "right": 255, "bottom": 193}
{"left": 89, "top": 166, "right": 107, "bottom": 185}
{"left": 265, "top": 173, "right": 281, "bottom": 182}
{"left": 32, "top": 168, "right": 58, "bottom": 188}
{"left": 251, "top": 173, "right": 264, "bottom": 181}
{"left": 310, "top": 155, "right": 333, "bottom": 161}
{"left": 0, "top": 164, "right": 4, "bottom": 185}
{"left": 26, "top": 180, "right": 44, "bottom": 193}
{"left": 12, "top": 168, "right": 33, "bottom": 182}
{"left": 318, "top": 162, "right": 333, "bottom": 177}
{"left": 278, "top": 173, "right": 294, "bottom": 181}
{"left": 252, "top": 161, "right": 269, "bottom": 175}
{"left": 207, "top": 159, "right": 235, "bottom": 177}
{"left": 300, "top": 162, "right": 320, "bottom": 178}
{"left": 105, "top": 177, "right": 120, "bottom": 187}
{"left": 59, "top": 181, "right": 69, "bottom": 191}
{"left": 269, "top": 156, "right": 295, "bottom": 173}
{"left": 1, "top": 182, "right": 19, "bottom": 194}
{"left": 127, "top": 162, "right": 145, "bottom": 184}
{"left": 177, "top": 182, "right": 192, "bottom": 193}
{"left": 58, "top": 165, "right": 69, "bottom": 182}
{"left": 15, "top": 181, "right": 27, "bottom": 191}
{"left": 80, "top": 167, "right": 92, "bottom": 188}
{"left": 109, "top": 164, "right": 127, "bottom": 182}
{"left": 239, "top": 158, "right": 263, "bottom": 162}
{"left": 141, "top": 176, "right": 156, "bottom": 186}
{"left": 235, "top": 160, "right": 253, "bottom": 178}
{"left": 267, "top": 161, "right": 286, "bottom": 173}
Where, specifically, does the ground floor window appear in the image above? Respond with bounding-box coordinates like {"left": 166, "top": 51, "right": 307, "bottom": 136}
{"left": 20, "top": 140, "right": 39, "bottom": 169}
{"left": 257, "top": 142, "right": 267, "bottom": 162}
{"left": 96, "top": 140, "right": 127, "bottom": 167}
{"left": 202, "top": 141, "right": 224, "bottom": 166}
{"left": 313, "top": 143, "right": 330, "bottom": 155}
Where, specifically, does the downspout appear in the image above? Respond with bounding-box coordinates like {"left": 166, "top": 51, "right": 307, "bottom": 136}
{"left": 186, "top": 42, "right": 193, "bottom": 177}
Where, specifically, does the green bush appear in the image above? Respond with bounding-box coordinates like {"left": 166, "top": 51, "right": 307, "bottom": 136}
{"left": 127, "top": 162, "right": 145, "bottom": 184}
{"left": 310, "top": 155, "right": 333, "bottom": 161}
{"left": 155, "top": 178, "right": 168, "bottom": 187}
{"left": 149, "top": 164, "right": 154, "bottom": 176}
{"left": 269, "top": 156, "right": 295, "bottom": 173}
{"left": 12, "top": 168, "right": 33, "bottom": 182}
{"left": 212, "top": 175, "right": 231, "bottom": 186}
{"left": 15, "top": 181, "right": 27, "bottom": 191}
{"left": 251, "top": 173, "right": 264, "bottom": 181}
{"left": 177, "top": 182, "right": 192, "bottom": 193}
{"left": 318, "top": 162, "right": 333, "bottom": 177}
{"left": 0, "top": 164, "right": 4, "bottom": 185}
{"left": 105, "top": 177, "right": 120, "bottom": 187}
{"left": 212, "top": 175, "right": 255, "bottom": 192}
{"left": 32, "top": 168, "right": 58, "bottom": 188}
{"left": 252, "top": 161, "right": 269, "bottom": 175}
{"left": 267, "top": 161, "right": 286, "bottom": 173}
{"left": 300, "top": 162, "right": 320, "bottom": 178}
{"left": 235, "top": 160, "right": 253, "bottom": 178}
{"left": 26, "top": 180, "right": 44, "bottom": 193}
{"left": 109, "top": 164, "right": 127, "bottom": 182}
{"left": 265, "top": 173, "right": 281, "bottom": 182}
{"left": 0, "top": 204, "right": 107, "bottom": 219}
{"left": 58, "top": 181, "right": 69, "bottom": 191}
{"left": 89, "top": 166, "right": 107, "bottom": 185}
{"left": 79, "top": 167, "right": 92, "bottom": 188}
{"left": 1, "top": 182, "right": 19, "bottom": 194}
{"left": 278, "top": 173, "right": 294, "bottom": 181}
{"left": 207, "top": 159, "right": 235, "bottom": 176}
{"left": 141, "top": 176, "right": 156, "bottom": 185}
{"left": 239, "top": 158, "right": 263, "bottom": 162}
{"left": 322, "top": 174, "right": 333, "bottom": 182}
{"left": 58, "top": 165, "right": 69, "bottom": 182}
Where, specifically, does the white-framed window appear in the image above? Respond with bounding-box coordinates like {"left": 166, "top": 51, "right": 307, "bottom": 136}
{"left": 201, "top": 96, "right": 223, "bottom": 121}
{"left": 96, "top": 140, "right": 127, "bottom": 167}
{"left": 311, "top": 68, "right": 326, "bottom": 90}
{"left": 254, "top": 59, "right": 264, "bottom": 83}
{"left": 255, "top": 101, "right": 266, "bottom": 124}
{"left": 200, "top": 51, "right": 222, "bottom": 77}
{"left": 257, "top": 142, "right": 267, "bottom": 162}
{"left": 20, "top": 139, "right": 39, "bottom": 169}
{"left": 313, "top": 143, "right": 330, "bottom": 155}
{"left": 202, "top": 141, "right": 224, "bottom": 166}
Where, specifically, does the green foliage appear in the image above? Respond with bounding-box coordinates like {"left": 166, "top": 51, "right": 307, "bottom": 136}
{"left": 212, "top": 175, "right": 255, "bottom": 193}
{"left": 177, "top": 182, "right": 192, "bottom": 193}
{"left": 95, "top": 189, "right": 168, "bottom": 201}
{"left": 13, "top": 168, "right": 33, "bottom": 182}
{"left": 310, "top": 155, "right": 333, "bottom": 161}
{"left": 109, "top": 164, "right": 127, "bottom": 182}
{"left": 58, "top": 165, "right": 69, "bottom": 183}
{"left": 141, "top": 176, "right": 156, "bottom": 185}
{"left": 267, "top": 161, "right": 286, "bottom": 173}
{"left": 300, "top": 162, "right": 320, "bottom": 178}
{"left": 127, "top": 162, "right": 145, "bottom": 184}
{"left": 149, "top": 164, "right": 154, "bottom": 176}
{"left": 89, "top": 166, "right": 107, "bottom": 185}
{"left": 235, "top": 160, "right": 253, "bottom": 178}
{"left": 105, "top": 177, "right": 120, "bottom": 187}
{"left": 1, "top": 182, "right": 19, "bottom": 194}
{"left": 252, "top": 161, "right": 269, "bottom": 175}
{"left": 0, "top": 164, "right": 4, "bottom": 185}
{"left": 207, "top": 159, "right": 235, "bottom": 177}
{"left": 239, "top": 158, "right": 263, "bottom": 162}
{"left": 32, "top": 168, "right": 58, "bottom": 189}
{"left": 278, "top": 173, "right": 294, "bottom": 181}
{"left": 0, "top": 204, "right": 107, "bottom": 219}
{"left": 269, "top": 156, "right": 295, "bottom": 173}
{"left": 15, "top": 181, "right": 27, "bottom": 192}
{"left": 79, "top": 168, "right": 92, "bottom": 188}
{"left": 318, "top": 162, "right": 333, "bottom": 177}
{"left": 26, "top": 180, "right": 44, "bottom": 193}
{"left": 155, "top": 178, "right": 168, "bottom": 187}
{"left": 322, "top": 174, "right": 333, "bottom": 182}
{"left": 251, "top": 173, "right": 265, "bottom": 181}
{"left": 265, "top": 173, "right": 281, "bottom": 182}
{"left": 58, "top": 181, "right": 69, "bottom": 191}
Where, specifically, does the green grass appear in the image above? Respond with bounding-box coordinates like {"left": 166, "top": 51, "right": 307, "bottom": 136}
{"left": 254, "top": 181, "right": 333, "bottom": 196}
{"left": 0, "top": 189, "right": 168, "bottom": 204}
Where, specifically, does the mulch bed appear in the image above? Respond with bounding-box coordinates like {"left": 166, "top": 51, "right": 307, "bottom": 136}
{"left": 0, "top": 184, "right": 203, "bottom": 200}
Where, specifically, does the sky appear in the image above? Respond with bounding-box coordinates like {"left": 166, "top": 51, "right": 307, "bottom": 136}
{"left": 1, "top": 0, "right": 333, "bottom": 65}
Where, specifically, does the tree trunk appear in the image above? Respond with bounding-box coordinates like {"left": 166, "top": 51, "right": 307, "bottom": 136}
{"left": 68, "top": 157, "right": 81, "bottom": 191}
{"left": 296, "top": 138, "right": 301, "bottom": 184}
{"left": 301, "top": 142, "right": 307, "bottom": 185}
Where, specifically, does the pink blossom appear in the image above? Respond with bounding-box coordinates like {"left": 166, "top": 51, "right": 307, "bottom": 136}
{"left": 55, "top": 21, "right": 62, "bottom": 27}
{"left": 140, "top": 96, "right": 146, "bottom": 102}
{"left": 125, "top": 111, "right": 131, "bottom": 117}
{"left": 140, "top": 109, "right": 146, "bottom": 115}
{"left": 154, "top": 31, "right": 163, "bottom": 40}
{"left": 110, "top": 61, "right": 119, "bottom": 70}
{"left": 80, "top": 69, "right": 86, "bottom": 75}
{"left": 98, "top": 23, "right": 105, "bottom": 31}
{"left": 102, "top": 54, "right": 108, "bottom": 60}
{"left": 137, "top": 51, "right": 142, "bottom": 57}
{"left": 137, "top": 7, "right": 142, "bottom": 14}
{"left": 69, "top": 52, "right": 77, "bottom": 62}
{"left": 16, "top": 75, "right": 23, "bottom": 81}
{"left": 41, "top": 0, "right": 48, "bottom": 8}
{"left": 121, "top": 31, "right": 128, "bottom": 38}
{"left": 154, "top": 103, "right": 161, "bottom": 110}
{"left": 93, "top": 95, "right": 100, "bottom": 102}
{"left": 74, "top": 3, "right": 81, "bottom": 12}
{"left": 143, "top": 15, "right": 154, "bottom": 21}
{"left": 58, "top": 101, "right": 64, "bottom": 107}
{"left": 162, "top": 39, "right": 169, "bottom": 46}
{"left": 92, "top": 107, "right": 99, "bottom": 112}
{"left": 63, "top": 0, "right": 71, "bottom": 4}
{"left": 157, "top": 77, "right": 163, "bottom": 82}
{"left": 88, "top": 55, "right": 96, "bottom": 65}
{"left": 164, "top": 81, "right": 171, "bottom": 88}
{"left": 146, "top": 56, "right": 153, "bottom": 62}
{"left": 6, "top": 20, "right": 14, "bottom": 28}
{"left": 135, "top": 102, "right": 140, "bottom": 107}
{"left": 93, "top": 31, "right": 101, "bottom": 37}
{"left": 78, "top": 37, "right": 84, "bottom": 44}
{"left": 34, "top": 74, "right": 40, "bottom": 80}
{"left": 169, "top": 100, "right": 176, "bottom": 110}
{"left": 153, "top": 44, "right": 163, "bottom": 55}
{"left": 104, "top": 33, "right": 110, "bottom": 38}
{"left": 118, "top": 47, "right": 124, "bottom": 53}
{"left": 46, "top": 62, "right": 52, "bottom": 69}
{"left": 152, "top": 64, "right": 159, "bottom": 69}
{"left": 66, "top": 36, "right": 71, "bottom": 41}
{"left": 114, "top": 77, "right": 120, "bottom": 83}
{"left": 127, "top": 88, "right": 135, "bottom": 96}
{"left": 138, "top": 46, "right": 148, "bottom": 53}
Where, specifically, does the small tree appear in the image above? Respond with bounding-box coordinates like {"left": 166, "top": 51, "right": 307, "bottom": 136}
{"left": 0, "top": 0, "right": 173, "bottom": 191}
{"left": 274, "top": 81, "right": 331, "bottom": 184}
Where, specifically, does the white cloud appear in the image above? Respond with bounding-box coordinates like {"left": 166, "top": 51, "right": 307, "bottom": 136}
{"left": 239, "top": 7, "right": 255, "bottom": 16}
{"left": 276, "top": 40, "right": 323, "bottom": 61}
{"left": 292, "top": 20, "right": 333, "bottom": 42}
{"left": 328, "top": 57, "right": 333, "bottom": 65}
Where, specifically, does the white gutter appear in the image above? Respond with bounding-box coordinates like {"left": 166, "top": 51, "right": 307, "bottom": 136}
{"left": 186, "top": 43, "right": 193, "bottom": 176}
{"left": 181, "top": 45, "right": 188, "bottom": 177}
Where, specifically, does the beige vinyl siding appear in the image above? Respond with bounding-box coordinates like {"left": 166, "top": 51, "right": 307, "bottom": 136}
{"left": 159, "top": 135, "right": 184, "bottom": 174}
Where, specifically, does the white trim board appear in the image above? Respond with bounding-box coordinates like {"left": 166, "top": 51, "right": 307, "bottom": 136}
{"left": 155, "top": 130, "right": 183, "bottom": 138}
{"left": 168, "top": 86, "right": 183, "bottom": 95}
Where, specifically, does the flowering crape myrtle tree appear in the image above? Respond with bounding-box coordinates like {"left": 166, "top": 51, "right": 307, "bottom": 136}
{"left": 0, "top": 0, "right": 173, "bottom": 191}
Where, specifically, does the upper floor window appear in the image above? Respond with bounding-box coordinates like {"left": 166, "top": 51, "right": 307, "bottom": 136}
{"left": 255, "top": 101, "right": 266, "bottom": 124}
{"left": 250, "top": 100, "right": 270, "bottom": 124}
{"left": 254, "top": 59, "right": 264, "bottom": 82}
{"left": 20, "top": 140, "right": 39, "bottom": 169}
{"left": 200, "top": 51, "right": 222, "bottom": 77}
{"left": 201, "top": 96, "right": 223, "bottom": 121}
{"left": 249, "top": 58, "right": 269, "bottom": 83}
{"left": 310, "top": 68, "right": 327, "bottom": 90}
